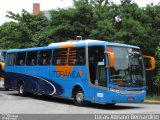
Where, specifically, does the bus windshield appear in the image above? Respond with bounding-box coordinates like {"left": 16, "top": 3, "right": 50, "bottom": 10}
{"left": 109, "top": 46, "right": 145, "bottom": 87}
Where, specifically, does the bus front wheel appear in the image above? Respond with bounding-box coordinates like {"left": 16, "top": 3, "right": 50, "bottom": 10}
{"left": 73, "top": 89, "right": 87, "bottom": 106}
{"left": 18, "top": 83, "right": 25, "bottom": 96}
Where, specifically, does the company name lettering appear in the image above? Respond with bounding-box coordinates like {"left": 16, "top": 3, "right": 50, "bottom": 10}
{"left": 49, "top": 70, "right": 81, "bottom": 78}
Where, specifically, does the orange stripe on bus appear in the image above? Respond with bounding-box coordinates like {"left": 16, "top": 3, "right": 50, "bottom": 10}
{"left": 60, "top": 44, "right": 75, "bottom": 48}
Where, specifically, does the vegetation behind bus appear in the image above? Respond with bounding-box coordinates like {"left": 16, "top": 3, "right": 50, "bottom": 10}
{"left": 0, "top": 0, "right": 159, "bottom": 95}
{"left": 152, "top": 46, "right": 160, "bottom": 95}
{"left": 0, "top": 0, "right": 158, "bottom": 56}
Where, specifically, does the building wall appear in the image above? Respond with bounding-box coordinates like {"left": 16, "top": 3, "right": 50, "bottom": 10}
{"left": 33, "top": 3, "right": 40, "bottom": 15}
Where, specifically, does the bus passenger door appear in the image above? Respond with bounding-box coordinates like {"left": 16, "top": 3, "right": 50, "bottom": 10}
{"left": 93, "top": 61, "right": 108, "bottom": 103}
{"left": 88, "top": 46, "right": 107, "bottom": 103}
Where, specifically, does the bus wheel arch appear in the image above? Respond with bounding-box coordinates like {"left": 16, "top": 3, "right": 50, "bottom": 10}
{"left": 72, "top": 85, "right": 87, "bottom": 106}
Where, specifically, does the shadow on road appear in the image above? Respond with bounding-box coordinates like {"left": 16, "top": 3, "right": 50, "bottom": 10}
{"left": 8, "top": 92, "right": 143, "bottom": 110}
{"left": 87, "top": 103, "right": 142, "bottom": 110}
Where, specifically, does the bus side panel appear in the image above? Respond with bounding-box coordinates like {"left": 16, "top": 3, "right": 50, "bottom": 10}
{"left": 5, "top": 72, "right": 19, "bottom": 90}
{"left": 5, "top": 66, "right": 65, "bottom": 96}
{"left": 35, "top": 65, "right": 95, "bottom": 102}
{"left": 5, "top": 71, "right": 65, "bottom": 95}
{"left": 48, "top": 66, "right": 89, "bottom": 99}
{"left": 5, "top": 65, "right": 95, "bottom": 102}
{"left": 62, "top": 66, "right": 95, "bottom": 102}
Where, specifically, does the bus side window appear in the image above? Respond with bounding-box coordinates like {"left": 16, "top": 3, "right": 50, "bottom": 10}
{"left": 19, "top": 60, "right": 24, "bottom": 65}
{"left": 6, "top": 53, "right": 15, "bottom": 66}
{"left": 15, "top": 52, "right": 26, "bottom": 66}
{"left": 43, "top": 58, "right": 49, "bottom": 65}
{"left": 56, "top": 59, "right": 62, "bottom": 65}
{"left": 69, "top": 47, "right": 85, "bottom": 65}
{"left": 53, "top": 48, "right": 85, "bottom": 66}
{"left": 38, "top": 50, "right": 52, "bottom": 66}
{"left": 31, "top": 59, "right": 36, "bottom": 65}
{"left": 26, "top": 51, "right": 38, "bottom": 66}
{"left": 53, "top": 49, "right": 68, "bottom": 66}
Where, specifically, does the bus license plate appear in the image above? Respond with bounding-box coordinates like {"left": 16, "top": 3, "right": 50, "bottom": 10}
{"left": 128, "top": 97, "right": 135, "bottom": 101}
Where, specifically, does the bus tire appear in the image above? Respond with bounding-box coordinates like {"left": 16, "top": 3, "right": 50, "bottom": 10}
{"left": 4, "top": 88, "right": 9, "bottom": 91}
{"left": 73, "top": 88, "right": 87, "bottom": 106}
{"left": 18, "top": 83, "right": 25, "bottom": 96}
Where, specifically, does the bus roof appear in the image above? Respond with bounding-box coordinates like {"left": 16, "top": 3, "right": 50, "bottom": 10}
{"left": 48, "top": 39, "right": 105, "bottom": 46}
{"left": 7, "top": 39, "right": 139, "bottom": 53}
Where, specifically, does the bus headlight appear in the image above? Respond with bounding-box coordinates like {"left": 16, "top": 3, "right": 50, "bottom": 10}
{"left": 109, "top": 88, "right": 120, "bottom": 93}
{"left": 142, "top": 90, "right": 145, "bottom": 93}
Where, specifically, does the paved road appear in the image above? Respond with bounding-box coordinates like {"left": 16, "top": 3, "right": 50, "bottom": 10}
{"left": 0, "top": 89, "right": 160, "bottom": 114}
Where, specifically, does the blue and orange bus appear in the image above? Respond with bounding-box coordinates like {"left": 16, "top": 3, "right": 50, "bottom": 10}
{"left": 4, "top": 39, "right": 155, "bottom": 106}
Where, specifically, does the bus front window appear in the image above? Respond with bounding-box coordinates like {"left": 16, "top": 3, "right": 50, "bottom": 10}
{"left": 109, "top": 46, "right": 145, "bottom": 87}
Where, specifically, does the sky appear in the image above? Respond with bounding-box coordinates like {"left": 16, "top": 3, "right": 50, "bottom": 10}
{"left": 0, "top": 0, "right": 160, "bottom": 25}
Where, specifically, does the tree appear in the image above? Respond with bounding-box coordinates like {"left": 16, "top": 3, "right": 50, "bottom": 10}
{"left": 0, "top": 0, "right": 160, "bottom": 56}
{"left": 0, "top": 22, "right": 29, "bottom": 49}
{"left": 50, "top": 3, "right": 95, "bottom": 41}
{"left": 156, "top": 44, "right": 160, "bottom": 69}
{"left": 3, "top": 9, "right": 51, "bottom": 48}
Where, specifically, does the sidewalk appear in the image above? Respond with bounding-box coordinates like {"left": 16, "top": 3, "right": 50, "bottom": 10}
{"left": 144, "top": 100, "right": 160, "bottom": 104}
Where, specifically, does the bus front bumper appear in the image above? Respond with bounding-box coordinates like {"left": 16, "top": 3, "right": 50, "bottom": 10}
{"left": 105, "top": 90, "right": 146, "bottom": 103}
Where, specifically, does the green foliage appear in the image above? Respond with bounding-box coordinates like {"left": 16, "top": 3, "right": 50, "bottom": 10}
{"left": 0, "top": 9, "right": 51, "bottom": 49}
{"left": 155, "top": 44, "right": 160, "bottom": 72}
{"left": 0, "top": 0, "right": 159, "bottom": 57}
{"left": 50, "top": 3, "right": 95, "bottom": 40}
{"left": 153, "top": 76, "right": 160, "bottom": 87}
{"left": 152, "top": 45, "right": 160, "bottom": 90}
{"left": 146, "top": 94, "right": 160, "bottom": 101}
{"left": 156, "top": 45, "right": 160, "bottom": 58}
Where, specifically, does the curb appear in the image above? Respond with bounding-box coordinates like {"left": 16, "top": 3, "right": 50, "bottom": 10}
{"left": 143, "top": 100, "right": 160, "bottom": 104}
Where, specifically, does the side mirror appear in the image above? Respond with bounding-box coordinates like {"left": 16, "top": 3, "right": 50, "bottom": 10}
{"left": 104, "top": 51, "right": 115, "bottom": 67}
{"left": 143, "top": 56, "right": 155, "bottom": 71}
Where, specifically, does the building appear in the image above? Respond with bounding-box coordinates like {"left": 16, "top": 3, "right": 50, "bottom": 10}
{"left": 33, "top": 3, "right": 51, "bottom": 20}
{"left": 33, "top": 3, "right": 40, "bottom": 15}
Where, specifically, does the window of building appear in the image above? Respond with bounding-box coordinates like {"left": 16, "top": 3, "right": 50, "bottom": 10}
{"left": 26, "top": 51, "right": 38, "bottom": 66}
{"left": 38, "top": 50, "right": 52, "bottom": 66}
{"left": 15, "top": 52, "right": 26, "bottom": 66}
{"left": 7, "top": 53, "right": 16, "bottom": 66}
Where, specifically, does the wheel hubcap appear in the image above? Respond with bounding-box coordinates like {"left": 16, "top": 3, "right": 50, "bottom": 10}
{"left": 20, "top": 85, "right": 23, "bottom": 94}
{"left": 76, "top": 92, "right": 83, "bottom": 103}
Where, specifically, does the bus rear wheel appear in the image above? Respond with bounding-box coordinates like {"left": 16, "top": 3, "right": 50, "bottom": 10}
{"left": 73, "top": 89, "right": 87, "bottom": 106}
{"left": 18, "top": 83, "right": 25, "bottom": 96}
{"left": 4, "top": 88, "right": 9, "bottom": 91}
